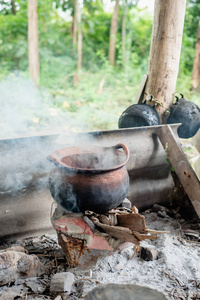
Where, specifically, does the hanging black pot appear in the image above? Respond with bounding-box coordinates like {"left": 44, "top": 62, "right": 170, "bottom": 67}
{"left": 167, "top": 94, "right": 200, "bottom": 139}
{"left": 118, "top": 101, "right": 160, "bottom": 129}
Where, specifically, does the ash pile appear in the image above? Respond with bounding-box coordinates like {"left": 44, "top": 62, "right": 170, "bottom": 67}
{"left": 1, "top": 202, "right": 200, "bottom": 300}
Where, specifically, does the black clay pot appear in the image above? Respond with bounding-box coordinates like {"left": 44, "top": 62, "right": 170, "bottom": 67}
{"left": 118, "top": 102, "right": 160, "bottom": 129}
{"left": 47, "top": 144, "right": 130, "bottom": 214}
{"left": 167, "top": 94, "right": 200, "bottom": 138}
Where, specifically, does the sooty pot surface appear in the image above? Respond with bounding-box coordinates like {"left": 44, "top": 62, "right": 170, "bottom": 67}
{"left": 118, "top": 102, "right": 160, "bottom": 129}
{"left": 48, "top": 144, "right": 130, "bottom": 213}
{"left": 167, "top": 94, "right": 200, "bottom": 138}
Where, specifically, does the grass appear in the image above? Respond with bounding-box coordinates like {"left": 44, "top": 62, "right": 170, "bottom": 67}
{"left": 40, "top": 61, "right": 144, "bottom": 131}
{"left": 1, "top": 56, "right": 200, "bottom": 139}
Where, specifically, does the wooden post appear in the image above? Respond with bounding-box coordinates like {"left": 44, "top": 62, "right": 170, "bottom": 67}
{"left": 122, "top": 0, "right": 128, "bottom": 66}
{"left": 109, "top": 0, "right": 120, "bottom": 66}
{"left": 72, "top": 0, "right": 78, "bottom": 46}
{"left": 191, "top": 20, "right": 200, "bottom": 91}
{"left": 144, "top": 0, "right": 186, "bottom": 123}
{"left": 28, "top": 0, "right": 40, "bottom": 87}
{"left": 77, "top": 0, "right": 82, "bottom": 71}
{"left": 11, "top": 0, "right": 16, "bottom": 15}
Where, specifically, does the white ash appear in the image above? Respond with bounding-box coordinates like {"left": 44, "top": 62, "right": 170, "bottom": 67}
{"left": 1, "top": 213, "right": 200, "bottom": 299}
{"left": 78, "top": 213, "right": 200, "bottom": 299}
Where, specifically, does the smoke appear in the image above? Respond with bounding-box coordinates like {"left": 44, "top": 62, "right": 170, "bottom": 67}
{"left": 0, "top": 73, "right": 86, "bottom": 139}
{"left": 0, "top": 73, "right": 90, "bottom": 193}
{"left": 0, "top": 74, "right": 129, "bottom": 214}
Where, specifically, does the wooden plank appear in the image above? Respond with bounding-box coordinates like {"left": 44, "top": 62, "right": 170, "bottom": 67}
{"left": 135, "top": 74, "right": 148, "bottom": 104}
{"left": 117, "top": 213, "right": 146, "bottom": 233}
{"left": 156, "top": 125, "right": 200, "bottom": 218}
{"left": 93, "top": 221, "right": 140, "bottom": 245}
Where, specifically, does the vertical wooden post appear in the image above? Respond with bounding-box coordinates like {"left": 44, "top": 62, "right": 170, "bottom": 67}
{"left": 28, "top": 0, "right": 40, "bottom": 87}
{"left": 191, "top": 20, "right": 200, "bottom": 91}
{"left": 109, "top": 0, "right": 120, "bottom": 66}
{"left": 72, "top": 0, "right": 78, "bottom": 46}
{"left": 11, "top": 0, "right": 16, "bottom": 15}
{"left": 122, "top": 0, "right": 128, "bottom": 66}
{"left": 77, "top": 0, "right": 82, "bottom": 71}
{"left": 144, "top": 0, "right": 186, "bottom": 123}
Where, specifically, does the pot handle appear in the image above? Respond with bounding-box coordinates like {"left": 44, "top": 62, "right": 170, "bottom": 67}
{"left": 114, "top": 143, "right": 130, "bottom": 159}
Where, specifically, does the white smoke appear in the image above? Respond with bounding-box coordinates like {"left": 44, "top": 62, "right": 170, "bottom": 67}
{"left": 0, "top": 73, "right": 86, "bottom": 139}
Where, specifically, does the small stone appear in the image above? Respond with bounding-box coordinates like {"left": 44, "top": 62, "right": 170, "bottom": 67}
{"left": 85, "top": 284, "right": 167, "bottom": 299}
{"left": 76, "top": 279, "right": 97, "bottom": 298}
{"left": 25, "top": 278, "right": 46, "bottom": 294}
{"left": 0, "top": 285, "right": 28, "bottom": 300}
{"left": 120, "top": 198, "right": 132, "bottom": 210}
{"left": 140, "top": 245, "right": 158, "bottom": 261}
{"left": 50, "top": 272, "right": 75, "bottom": 293}
{"left": 54, "top": 296, "right": 62, "bottom": 300}
{"left": 0, "top": 249, "right": 46, "bottom": 285}
{"left": 113, "top": 262, "right": 124, "bottom": 271}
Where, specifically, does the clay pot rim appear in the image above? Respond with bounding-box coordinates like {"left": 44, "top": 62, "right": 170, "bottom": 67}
{"left": 47, "top": 143, "right": 130, "bottom": 172}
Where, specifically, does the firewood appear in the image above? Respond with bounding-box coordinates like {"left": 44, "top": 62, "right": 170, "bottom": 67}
{"left": 132, "top": 206, "right": 139, "bottom": 214}
{"left": 107, "top": 213, "right": 118, "bottom": 226}
{"left": 117, "top": 213, "right": 147, "bottom": 233}
{"left": 93, "top": 221, "right": 140, "bottom": 245}
{"left": 132, "top": 231, "right": 158, "bottom": 241}
{"left": 89, "top": 215, "right": 99, "bottom": 223}
{"left": 129, "top": 245, "right": 141, "bottom": 260}
{"left": 116, "top": 206, "right": 132, "bottom": 213}
{"left": 86, "top": 208, "right": 159, "bottom": 245}
{"left": 98, "top": 215, "right": 112, "bottom": 225}
{"left": 146, "top": 229, "right": 169, "bottom": 234}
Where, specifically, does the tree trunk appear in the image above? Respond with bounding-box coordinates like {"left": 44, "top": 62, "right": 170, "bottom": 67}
{"left": 77, "top": 0, "right": 82, "bottom": 71}
{"left": 72, "top": 0, "right": 78, "bottom": 46}
{"left": 191, "top": 20, "right": 200, "bottom": 91}
{"left": 109, "top": 0, "right": 120, "bottom": 66}
{"left": 28, "top": 0, "right": 40, "bottom": 87}
{"left": 144, "top": 0, "right": 186, "bottom": 123}
{"left": 11, "top": 0, "right": 16, "bottom": 15}
{"left": 122, "top": 0, "right": 128, "bottom": 66}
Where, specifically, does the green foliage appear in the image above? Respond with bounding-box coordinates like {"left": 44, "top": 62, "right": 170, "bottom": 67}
{"left": 0, "top": 2, "right": 28, "bottom": 71}
{"left": 0, "top": 0, "right": 200, "bottom": 133}
{"left": 179, "top": 0, "right": 200, "bottom": 76}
